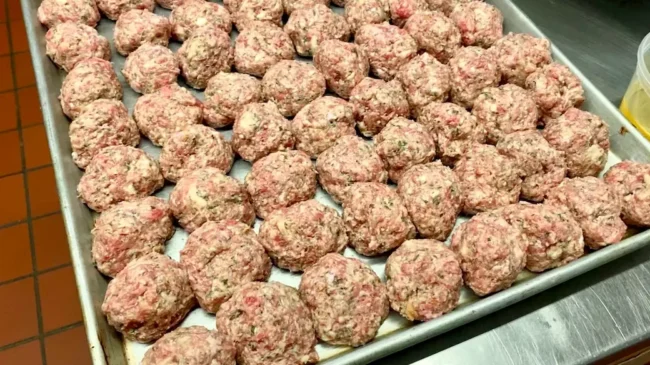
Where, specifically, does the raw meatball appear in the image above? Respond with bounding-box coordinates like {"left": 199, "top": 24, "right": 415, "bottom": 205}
{"left": 350, "top": 77, "right": 410, "bottom": 136}
{"left": 604, "top": 161, "right": 650, "bottom": 227}
{"left": 453, "top": 144, "right": 521, "bottom": 214}
{"left": 386, "top": 239, "right": 462, "bottom": 321}
{"left": 427, "top": 0, "right": 479, "bottom": 15}
{"left": 449, "top": 1, "right": 502, "bottom": 48}
{"left": 404, "top": 11, "right": 461, "bottom": 64}
{"left": 245, "top": 150, "right": 317, "bottom": 219}
{"left": 169, "top": 168, "right": 255, "bottom": 232}
{"left": 262, "top": 60, "right": 326, "bottom": 117}
{"left": 448, "top": 46, "right": 499, "bottom": 108}
{"left": 45, "top": 22, "right": 110, "bottom": 72}
{"left": 180, "top": 220, "right": 271, "bottom": 312}
{"left": 204, "top": 72, "right": 262, "bottom": 128}
{"left": 217, "top": 282, "right": 318, "bottom": 365}
{"left": 451, "top": 210, "right": 526, "bottom": 296}
{"left": 122, "top": 44, "right": 179, "bottom": 94}
{"left": 231, "top": 0, "right": 283, "bottom": 30}
{"left": 546, "top": 177, "right": 626, "bottom": 249}
{"left": 231, "top": 102, "right": 295, "bottom": 162}
{"left": 78, "top": 146, "right": 164, "bottom": 212}
{"left": 344, "top": 0, "right": 390, "bottom": 34}
{"left": 96, "top": 0, "right": 154, "bottom": 20}
{"left": 417, "top": 102, "right": 486, "bottom": 166}
{"left": 316, "top": 135, "right": 388, "bottom": 202}
{"left": 59, "top": 58, "right": 122, "bottom": 119}
{"left": 114, "top": 10, "right": 171, "bottom": 56}
{"left": 397, "top": 162, "right": 462, "bottom": 240}
{"left": 283, "top": 0, "right": 329, "bottom": 15}
{"left": 374, "top": 117, "right": 436, "bottom": 182}
{"left": 37, "top": 0, "right": 100, "bottom": 28}
{"left": 92, "top": 197, "right": 174, "bottom": 278}
{"left": 472, "top": 84, "right": 539, "bottom": 144}
{"left": 502, "top": 203, "right": 584, "bottom": 273}
{"left": 492, "top": 32, "right": 552, "bottom": 86}
{"left": 496, "top": 131, "right": 566, "bottom": 202}
{"left": 299, "top": 253, "right": 389, "bottom": 346}
{"left": 177, "top": 27, "right": 233, "bottom": 89}
{"left": 142, "top": 326, "right": 236, "bottom": 365}
{"left": 234, "top": 22, "right": 296, "bottom": 77}
{"left": 259, "top": 199, "right": 347, "bottom": 271}
{"left": 291, "top": 96, "right": 356, "bottom": 158}
{"left": 285, "top": 4, "right": 350, "bottom": 57}
{"left": 313, "top": 40, "right": 369, "bottom": 99}
{"left": 102, "top": 253, "right": 195, "bottom": 342}
{"left": 133, "top": 83, "right": 203, "bottom": 146}
{"left": 542, "top": 107, "right": 609, "bottom": 177}
{"left": 525, "top": 62, "right": 585, "bottom": 120}
{"left": 342, "top": 182, "right": 416, "bottom": 256}
{"left": 159, "top": 125, "right": 234, "bottom": 182}
{"left": 170, "top": 0, "right": 232, "bottom": 41}
{"left": 156, "top": 0, "right": 188, "bottom": 10}
{"left": 355, "top": 23, "right": 417, "bottom": 80}
{"left": 396, "top": 52, "right": 451, "bottom": 116}
{"left": 388, "top": 0, "right": 429, "bottom": 27}
{"left": 69, "top": 99, "right": 139, "bottom": 169}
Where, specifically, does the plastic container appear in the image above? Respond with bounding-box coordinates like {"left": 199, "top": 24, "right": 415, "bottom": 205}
{"left": 620, "top": 32, "right": 650, "bottom": 140}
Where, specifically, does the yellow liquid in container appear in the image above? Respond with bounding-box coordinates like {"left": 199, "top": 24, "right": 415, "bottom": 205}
{"left": 620, "top": 51, "right": 650, "bottom": 140}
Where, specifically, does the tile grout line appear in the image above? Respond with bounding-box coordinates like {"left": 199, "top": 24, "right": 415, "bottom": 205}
{"left": 0, "top": 321, "right": 84, "bottom": 353}
{"left": 0, "top": 262, "right": 73, "bottom": 287}
{"left": 0, "top": 162, "right": 53, "bottom": 180}
{"left": 0, "top": 210, "right": 59, "bottom": 231}
{"left": 0, "top": 122, "right": 47, "bottom": 136}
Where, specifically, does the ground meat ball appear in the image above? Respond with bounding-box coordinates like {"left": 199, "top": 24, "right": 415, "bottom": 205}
{"left": 496, "top": 131, "right": 566, "bottom": 202}
{"left": 502, "top": 203, "right": 584, "bottom": 273}
{"left": 299, "top": 253, "right": 388, "bottom": 346}
{"left": 397, "top": 162, "right": 462, "bottom": 240}
{"left": 492, "top": 32, "right": 552, "bottom": 87}
{"left": 141, "top": 326, "right": 236, "bottom": 365}
{"left": 60, "top": 58, "right": 122, "bottom": 119}
{"left": 114, "top": 10, "right": 171, "bottom": 56}
{"left": 355, "top": 23, "right": 417, "bottom": 80}
{"left": 231, "top": 102, "right": 295, "bottom": 162}
{"left": 386, "top": 239, "right": 462, "bottom": 321}
{"left": 78, "top": 146, "right": 164, "bottom": 212}
{"left": 404, "top": 11, "right": 461, "bottom": 64}
{"left": 102, "top": 253, "right": 195, "bottom": 342}
{"left": 180, "top": 220, "right": 271, "bottom": 313}
{"left": 204, "top": 72, "right": 262, "bottom": 128}
{"left": 396, "top": 53, "right": 451, "bottom": 116}
{"left": 133, "top": 84, "right": 203, "bottom": 146}
{"left": 259, "top": 199, "right": 347, "bottom": 271}
{"left": 316, "top": 135, "right": 388, "bottom": 202}
{"left": 234, "top": 22, "right": 296, "bottom": 77}
{"left": 375, "top": 117, "right": 436, "bottom": 182}
{"left": 449, "top": 1, "right": 502, "bottom": 48}
{"left": 96, "top": 0, "right": 154, "bottom": 20}
{"left": 123, "top": 44, "right": 179, "bottom": 94}
{"left": 472, "top": 84, "right": 539, "bottom": 144}
{"left": 525, "top": 62, "right": 585, "bottom": 120}
{"left": 454, "top": 144, "right": 521, "bottom": 215}
{"left": 231, "top": 0, "right": 283, "bottom": 31}
{"left": 285, "top": 4, "right": 350, "bottom": 57}
{"left": 245, "top": 150, "right": 317, "bottom": 219}
{"left": 169, "top": 168, "right": 255, "bottom": 232}
{"left": 343, "top": 182, "right": 416, "bottom": 256}
{"left": 92, "top": 197, "right": 173, "bottom": 278}
{"left": 389, "top": 0, "right": 428, "bottom": 27}
{"left": 291, "top": 96, "right": 356, "bottom": 158}
{"left": 45, "top": 23, "right": 110, "bottom": 72}
{"left": 37, "top": 0, "right": 100, "bottom": 28}
{"left": 217, "top": 282, "right": 319, "bottom": 365}
{"left": 178, "top": 27, "right": 233, "bottom": 89}
{"left": 542, "top": 108, "right": 610, "bottom": 177}
{"left": 451, "top": 210, "right": 526, "bottom": 296}
{"left": 344, "top": 0, "right": 390, "bottom": 33}
{"left": 604, "top": 161, "right": 650, "bottom": 227}
{"left": 159, "top": 125, "right": 234, "bottom": 182}
{"left": 350, "top": 77, "right": 410, "bottom": 136}
{"left": 417, "top": 102, "right": 486, "bottom": 166}
{"left": 262, "top": 60, "right": 326, "bottom": 117}
{"left": 313, "top": 40, "right": 369, "bottom": 99}
{"left": 426, "top": 0, "right": 479, "bottom": 15}
{"left": 448, "top": 46, "right": 499, "bottom": 108}
{"left": 283, "top": 0, "right": 329, "bottom": 15}
{"left": 69, "top": 99, "right": 139, "bottom": 169}
{"left": 546, "top": 177, "right": 626, "bottom": 249}
{"left": 170, "top": 0, "right": 232, "bottom": 41}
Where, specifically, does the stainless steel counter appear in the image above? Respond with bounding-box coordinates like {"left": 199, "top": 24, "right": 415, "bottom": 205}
{"left": 378, "top": 0, "right": 650, "bottom": 364}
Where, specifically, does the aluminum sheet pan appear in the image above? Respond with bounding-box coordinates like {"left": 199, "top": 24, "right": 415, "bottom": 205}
{"left": 20, "top": 0, "right": 650, "bottom": 363}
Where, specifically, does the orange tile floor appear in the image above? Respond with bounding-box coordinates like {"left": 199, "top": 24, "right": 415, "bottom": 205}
{"left": 0, "top": 0, "right": 92, "bottom": 363}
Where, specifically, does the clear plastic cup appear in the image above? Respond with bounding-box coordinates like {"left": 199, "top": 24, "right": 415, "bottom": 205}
{"left": 620, "top": 32, "right": 650, "bottom": 139}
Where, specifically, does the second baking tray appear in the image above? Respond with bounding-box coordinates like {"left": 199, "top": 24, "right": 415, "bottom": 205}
{"left": 20, "top": 0, "right": 650, "bottom": 363}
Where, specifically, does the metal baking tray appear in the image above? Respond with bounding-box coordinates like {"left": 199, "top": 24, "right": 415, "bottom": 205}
{"left": 20, "top": 0, "right": 650, "bottom": 363}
